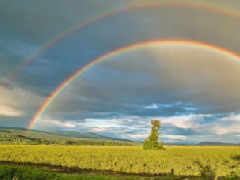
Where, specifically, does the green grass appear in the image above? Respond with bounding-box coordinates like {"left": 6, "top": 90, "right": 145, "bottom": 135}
{"left": 0, "top": 164, "right": 239, "bottom": 180}
{"left": 0, "top": 164, "right": 122, "bottom": 180}
{"left": 2, "top": 146, "right": 240, "bottom": 179}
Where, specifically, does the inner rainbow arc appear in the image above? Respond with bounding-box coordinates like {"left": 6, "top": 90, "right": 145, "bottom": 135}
{"left": 26, "top": 39, "right": 240, "bottom": 136}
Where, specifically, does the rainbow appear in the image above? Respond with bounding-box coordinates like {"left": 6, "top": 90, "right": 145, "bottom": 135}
{"left": 4, "top": 1, "right": 240, "bottom": 84}
{"left": 26, "top": 39, "right": 240, "bottom": 135}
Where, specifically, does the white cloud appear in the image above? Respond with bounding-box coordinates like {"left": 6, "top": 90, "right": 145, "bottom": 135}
{"left": 144, "top": 104, "right": 158, "bottom": 109}
{"left": 184, "top": 107, "right": 197, "bottom": 111}
{"left": 34, "top": 116, "right": 78, "bottom": 130}
{"left": 129, "top": 134, "right": 148, "bottom": 139}
{"left": 91, "top": 127, "right": 109, "bottom": 132}
{"left": 0, "top": 105, "right": 25, "bottom": 116}
{"left": 0, "top": 86, "right": 43, "bottom": 109}
{"left": 213, "top": 125, "right": 240, "bottom": 135}
{"left": 160, "top": 114, "right": 211, "bottom": 129}
{"left": 46, "top": 120, "right": 76, "bottom": 128}
{"left": 221, "top": 114, "right": 240, "bottom": 121}
{"left": 162, "top": 135, "right": 187, "bottom": 140}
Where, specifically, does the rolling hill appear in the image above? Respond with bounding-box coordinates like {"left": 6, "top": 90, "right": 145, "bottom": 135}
{"left": 48, "top": 131, "right": 132, "bottom": 142}
{"left": 0, "top": 126, "right": 133, "bottom": 145}
{"left": 196, "top": 142, "right": 240, "bottom": 146}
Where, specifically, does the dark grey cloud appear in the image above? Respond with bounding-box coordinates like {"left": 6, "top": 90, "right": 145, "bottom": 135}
{"left": 0, "top": 116, "right": 30, "bottom": 128}
{"left": 1, "top": 0, "right": 240, "bottom": 93}
{"left": 0, "top": 0, "right": 130, "bottom": 44}
{"left": 162, "top": 127, "right": 198, "bottom": 136}
{"left": 0, "top": 81, "right": 14, "bottom": 90}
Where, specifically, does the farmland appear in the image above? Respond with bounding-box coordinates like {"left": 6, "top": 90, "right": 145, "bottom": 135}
{"left": 1, "top": 146, "right": 240, "bottom": 178}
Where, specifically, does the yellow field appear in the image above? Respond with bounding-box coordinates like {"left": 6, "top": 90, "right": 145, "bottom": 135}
{"left": 1, "top": 145, "right": 240, "bottom": 176}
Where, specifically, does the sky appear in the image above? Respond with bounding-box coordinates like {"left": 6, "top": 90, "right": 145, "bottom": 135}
{"left": 1, "top": 0, "right": 240, "bottom": 143}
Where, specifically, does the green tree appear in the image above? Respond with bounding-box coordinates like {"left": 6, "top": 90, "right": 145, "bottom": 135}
{"left": 65, "top": 140, "right": 74, "bottom": 145}
{"left": 143, "top": 120, "right": 164, "bottom": 150}
{"left": 34, "top": 138, "right": 42, "bottom": 145}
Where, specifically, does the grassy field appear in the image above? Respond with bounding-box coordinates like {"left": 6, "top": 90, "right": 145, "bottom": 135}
{"left": 1, "top": 145, "right": 240, "bottom": 178}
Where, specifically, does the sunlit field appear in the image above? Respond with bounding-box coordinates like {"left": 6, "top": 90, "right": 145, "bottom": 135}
{"left": 1, "top": 145, "right": 240, "bottom": 177}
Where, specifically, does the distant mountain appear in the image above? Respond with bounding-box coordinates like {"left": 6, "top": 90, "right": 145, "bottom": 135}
{"left": 0, "top": 126, "right": 132, "bottom": 142}
{"left": 0, "top": 126, "right": 42, "bottom": 132}
{"left": 49, "top": 131, "right": 132, "bottom": 142}
{"left": 196, "top": 142, "right": 240, "bottom": 146}
{"left": 49, "top": 131, "right": 106, "bottom": 139}
{"left": 0, "top": 126, "right": 28, "bottom": 131}
{"left": 110, "top": 137, "right": 133, "bottom": 142}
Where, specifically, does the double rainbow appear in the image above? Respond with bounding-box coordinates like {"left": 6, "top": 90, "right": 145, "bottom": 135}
{"left": 26, "top": 40, "right": 240, "bottom": 135}
{"left": 4, "top": 1, "right": 240, "bottom": 82}
{"left": 11, "top": 1, "right": 239, "bottom": 134}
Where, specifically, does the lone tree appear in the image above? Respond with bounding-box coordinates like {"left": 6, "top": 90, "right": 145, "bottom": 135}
{"left": 143, "top": 120, "right": 164, "bottom": 150}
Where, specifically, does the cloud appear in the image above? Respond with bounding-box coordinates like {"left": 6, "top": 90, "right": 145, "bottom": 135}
{"left": 221, "top": 114, "right": 240, "bottom": 121}
{"left": 144, "top": 104, "right": 159, "bottom": 109}
{"left": 37, "top": 119, "right": 77, "bottom": 129}
{"left": 42, "top": 45, "right": 240, "bottom": 118}
{"left": 0, "top": 105, "right": 25, "bottom": 117}
{"left": 0, "top": 81, "right": 13, "bottom": 90}
{"left": 129, "top": 134, "right": 148, "bottom": 139}
{"left": 162, "top": 135, "right": 187, "bottom": 140}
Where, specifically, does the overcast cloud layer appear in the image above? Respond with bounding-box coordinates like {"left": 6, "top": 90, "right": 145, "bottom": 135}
{"left": 1, "top": 0, "right": 240, "bottom": 143}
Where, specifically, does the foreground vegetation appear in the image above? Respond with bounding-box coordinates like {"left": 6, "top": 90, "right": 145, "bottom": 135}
{"left": 0, "top": 164, "right": 115, "bottom": 180}
{"left": 1, "top": 146, "right": 240, "bottom": 177}
{"left": 0, "top": 164, "right": 154, "bottom": 180}
{"left": 1, "top": 164, "right": 240, "bottom": 180}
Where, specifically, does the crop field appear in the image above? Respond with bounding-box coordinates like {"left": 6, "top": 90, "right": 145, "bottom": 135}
{"left": 1, "top": 146, "right": 240, "bottom": 177}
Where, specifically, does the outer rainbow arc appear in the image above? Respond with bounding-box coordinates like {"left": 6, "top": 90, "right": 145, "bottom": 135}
{"left": 4, "top": 1, "right": 240, "bottom": 84}
{"left": 25, "top": 39, "right": 240, "bottom": 136}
